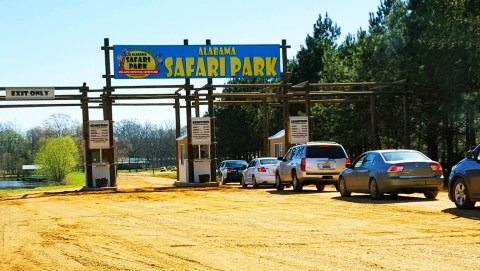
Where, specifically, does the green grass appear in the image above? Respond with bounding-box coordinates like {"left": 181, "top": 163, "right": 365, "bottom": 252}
{"left": 118, "top": 169, "right": 177, "bottom": 179}
{"left": 0, "top": 170, "right": 178, "bottom": 195}
{"left": 0, "top": 171, "right": 85, "bottom": 195}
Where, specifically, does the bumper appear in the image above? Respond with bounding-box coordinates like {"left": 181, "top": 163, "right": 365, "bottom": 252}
{"left": 297, "top": 172, "right": 340, "bottom": 184}
{"left": 254, "top": 175, "right": 276, "bottom": 184}
{"left": 380, "top": 177, "right": 444, "bottom": 193}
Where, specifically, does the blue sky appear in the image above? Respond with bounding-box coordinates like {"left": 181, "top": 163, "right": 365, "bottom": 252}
{"left": 0, "top": 0, "right": 382, "bottom": 131}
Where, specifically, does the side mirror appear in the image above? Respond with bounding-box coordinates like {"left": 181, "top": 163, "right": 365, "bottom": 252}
{"left": 466, "top": 150, "right": 475, "bottom": 159}
{"left": 277, "top": 157, "right": 284, "bottom": 162}
{"left": 242, "top": 165, "right": 247, "bottom": 170}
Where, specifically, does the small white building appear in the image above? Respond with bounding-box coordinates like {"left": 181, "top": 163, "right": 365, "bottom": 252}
{"left": 268, "top": 129, "right": 285, "bottom": 158}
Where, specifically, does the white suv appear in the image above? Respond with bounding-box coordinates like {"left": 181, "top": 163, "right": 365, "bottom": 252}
{"left": 275, "top": 142, "right": 350, "bottom": 192}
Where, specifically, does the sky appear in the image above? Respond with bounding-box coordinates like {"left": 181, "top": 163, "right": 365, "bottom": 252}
{"left": 0, "top": 0, "right": 382, "bottom": 132}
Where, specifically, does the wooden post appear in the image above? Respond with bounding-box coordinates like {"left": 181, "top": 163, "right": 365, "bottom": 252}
{"left": 262, "top": 98, "right": 269, "bottom": 156}
{"left": 403, "top": 94, "right": 409, "bottom": 148}
{"left": 80, "top": 83, "right": 93, "bottom": 188}
{"left": 280, "top": 40, "right": 292, "bottom": 152}
{"left": 370, "top": 95, "right": 378, "bottom": 149}
{"left": 175, "top": 94, "right": 181, "bottom": 182}
{"left": 305, "top": 85, "right": 311, "bottom": 141}
{"left": 102, "top": 38, "right": 116, "bottom": 187}
{"left": 184, "top": 39, "right": 195, "bottom": 183}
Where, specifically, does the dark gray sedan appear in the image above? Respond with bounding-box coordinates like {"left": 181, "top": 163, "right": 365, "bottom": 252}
{"left": 338, "top": 150, "right": 444, "bottom": 199}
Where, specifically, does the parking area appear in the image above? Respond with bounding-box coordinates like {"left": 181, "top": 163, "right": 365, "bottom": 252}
{"left": 1, "top": 175, "right": 479, "bottom": 271}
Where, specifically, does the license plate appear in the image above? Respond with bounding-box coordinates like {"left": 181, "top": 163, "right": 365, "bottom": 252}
{"left": 413, "top": 180, "right": 426, "bottom": 186}
{"left": 319, "top": 161, "right": 334, "bottom": 169}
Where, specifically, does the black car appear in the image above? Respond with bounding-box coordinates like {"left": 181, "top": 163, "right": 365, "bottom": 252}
{"left": 448, "top": 145, "right": 480, "bottom": 209}
{"left": 217, "top": 160, "right": 248, "bottom": 184}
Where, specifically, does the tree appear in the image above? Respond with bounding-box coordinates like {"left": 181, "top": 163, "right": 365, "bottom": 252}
{"left": 34, "top": 136, "right": 79, "bottom": 183}
{"left": 290, "top": 13, "right": 341, "bottom": 84}
{"left": 42, "top": 113, "right": 80, "bottom": 138}
{"left": 0, "top": 127, "right": 29, "bottom": 177}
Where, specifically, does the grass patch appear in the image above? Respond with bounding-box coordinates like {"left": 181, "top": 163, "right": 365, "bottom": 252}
{"left": 0, "top": 171, "right": 85, "bottom": 195}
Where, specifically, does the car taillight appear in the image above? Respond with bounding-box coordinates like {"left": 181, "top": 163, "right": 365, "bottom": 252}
{"left": 301, "top": 158, "right": 306, "bottom": 171}
{"left": 346, "top": 157, "right": 351, "bottom": 166}
{"left": 387, "top": 164, "right": 405, "bottom": 172}
{"left": 429, "top": 162, "right": 442, "bottom": 171}
{"left": 257, "top": 167, "right": 266, "bottom": 172}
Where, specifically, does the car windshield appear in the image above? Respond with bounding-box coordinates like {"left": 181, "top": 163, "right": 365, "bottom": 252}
{"left": 306, "top": 146, "right": 345, "bottom": 159}
{"left": 382, "top": 151, "right": 428, "bottom": 161}
{"left": 259, "top": 159, "right": 279, "bottom": 165}
{"left": 226, "top": 161, "right": 246, "bottom": 167}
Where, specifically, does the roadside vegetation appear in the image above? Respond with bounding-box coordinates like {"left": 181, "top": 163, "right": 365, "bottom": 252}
{"left": 0, "top": 171, "right": 85, "bottom": 195}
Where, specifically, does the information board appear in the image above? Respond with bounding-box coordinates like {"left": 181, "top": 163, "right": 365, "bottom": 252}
{"left": 191, "top": 117, "right": 211, "bottom": 145}
{"left": 89, "top": 120, "right": 110, "bottom": 149}
{"left": 289, "top": 116, "right": 309, "bottom": 144}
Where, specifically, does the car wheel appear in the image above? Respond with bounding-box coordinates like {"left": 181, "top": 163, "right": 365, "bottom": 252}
{"left": 453, "top": 178, "right": 476, "bottom": 209}
{"left": 339, "top": 177, "right": 351, "bottom": 197}
{"left": 424, "top": 190, "right": 439, "bottom": 199}
{"left": 252, "top": 176, "right": 259, "bottom": 188}
{"left": 241, "top": 177, "right": 247, "bottom": 188}
{"left": 292, "top": 172, "right": 303, "bottom": 192}
{"left": 221, "top": 175, "right": 227, "bottom": 185}
{"left": 275, "top": 173, "right": 284, "bottom": 191}
{"left": 316, "top": 184, "right": 325, "bottom": 191}
{"left": 369, "top": 179, "right": 383, "bottom": 200}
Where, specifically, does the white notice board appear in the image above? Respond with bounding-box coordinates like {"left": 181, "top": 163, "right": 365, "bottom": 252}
{"left": 89, "top": 120, "right": 110, "bottom": 149}
{"left": 289, "top": 116, "right": 309, "bottom": 144}
{"left": 191, "top": 117, "right": 211, "bottom": 145}
{"left": 6, "top": 87, "right": 55, "bottom": 100}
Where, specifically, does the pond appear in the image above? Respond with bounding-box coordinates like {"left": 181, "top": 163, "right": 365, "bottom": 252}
{"left": 0, "top": 178, "right": 49, "bottom": 189}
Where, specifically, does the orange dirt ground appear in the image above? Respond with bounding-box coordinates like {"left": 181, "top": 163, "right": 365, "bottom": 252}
{"left": 1, "top": 173, "right": 479, "bottom": 271}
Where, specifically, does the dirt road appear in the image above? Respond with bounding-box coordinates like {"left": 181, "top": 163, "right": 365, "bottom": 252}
{"left": 1, "top": 173, "right": 479, "bottom": 270}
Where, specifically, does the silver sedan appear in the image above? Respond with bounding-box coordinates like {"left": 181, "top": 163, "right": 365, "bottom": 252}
{"left": 242, "top": 157, "right": 280, "bottom": 188}
{"left": 338, "top": 149, "right": 444, "bottom": 199}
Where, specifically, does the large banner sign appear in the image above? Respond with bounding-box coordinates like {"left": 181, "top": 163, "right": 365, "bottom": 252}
{"left": 113, "top": 44, "right": 280, "bottom": 79}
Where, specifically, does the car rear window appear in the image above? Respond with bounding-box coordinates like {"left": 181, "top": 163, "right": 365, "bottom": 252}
{"left": 306, "top": 146, "right": 346, "bottom": 159}
{"left": 260, "top": 159, "right": 279, "bottom": 165}
{"left": 226, "top": 161, "right": 247, "bottom": 167}
{"left": 382, "top": 151, "right": 428, "bottom": 161}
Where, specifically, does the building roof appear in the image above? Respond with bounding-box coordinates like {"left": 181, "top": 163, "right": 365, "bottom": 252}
{"left": 22, "top": 165, "right": 41, "bottom": 170}
{"left": 268, "top": 129, "right": 285, "bottom": 140}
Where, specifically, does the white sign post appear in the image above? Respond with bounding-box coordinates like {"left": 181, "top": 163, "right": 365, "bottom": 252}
{"left": 289, "top": 116, "right": 309, "bottom": 144}
{"left": 191, "top": 117, "right": 211, "bottom": 145}
{"left": 89, "top": 120, "right": 110, "bottom": 149}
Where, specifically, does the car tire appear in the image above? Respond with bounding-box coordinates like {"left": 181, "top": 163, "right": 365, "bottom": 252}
{"left": 241, "top": 177, "right": 247, "bottom": 188}
{"left": 275, "top": 173, "right": 284, "bottom": 191}
{"left": 453, "top": 178, "right": 476, "bottom": 209}
{"left": 252, "top": 176, "right": 259, "bottom": 188}
{"left": 339, "top": 177, "right": 351, "bottom": 197}
{"left": 292, "top": 172, "right": 303, "bottom": 192}
{"left": 333, "top": 183, "right": 340, "bottom": 192}
{"left": 424, "top": 190, "right": 438, "bottom": 199}
{"left": 369, "top": 179, "right": 383, "bottom": 200}
{"left": 316, "top": 184, "right": 325, "bottom": 191}
{"left": 221, "top": 175, "right": 227, "bottom": 185}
